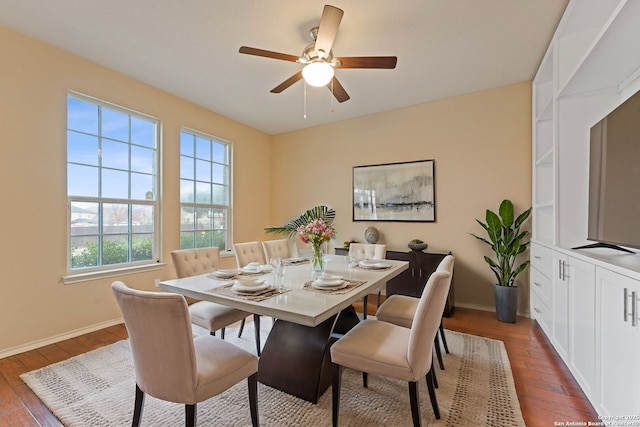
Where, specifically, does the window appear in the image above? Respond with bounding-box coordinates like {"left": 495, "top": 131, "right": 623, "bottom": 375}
{"left": 179, "top": 129, "right": 231, "bottom": 251}
{"left": 67, "top": 93, "right": 160, "bottom": 272}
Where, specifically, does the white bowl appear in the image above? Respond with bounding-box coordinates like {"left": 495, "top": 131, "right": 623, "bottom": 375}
{"left": 236, "top": 276, "right": 264, "bottom": 286}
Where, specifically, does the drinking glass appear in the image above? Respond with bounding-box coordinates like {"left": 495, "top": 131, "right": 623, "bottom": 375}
{"left": 270, "top": 257, "right": 286, "bottom": 288}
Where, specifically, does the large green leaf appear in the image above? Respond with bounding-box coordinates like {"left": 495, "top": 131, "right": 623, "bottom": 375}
{"left": 264, "top": 205, "right": 336, "bottom": 238}
{"left": 499, "top": 199, "right": 514, "bottom": 227}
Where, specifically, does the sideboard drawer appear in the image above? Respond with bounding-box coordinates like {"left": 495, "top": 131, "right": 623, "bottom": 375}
{"left": 531, "top": 290, "right": 552, "bottom": 336}
{"left": 531, "top": 265, "right": 551, "bottom": 306}
{"left": 531, "top": 243, "right": 552, "bottom": 277}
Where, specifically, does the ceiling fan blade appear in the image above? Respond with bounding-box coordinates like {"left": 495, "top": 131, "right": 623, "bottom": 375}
{"left": 239, "top": 46, "right": 300, "bottom": 63}
{"left": 329, "top": 77, "right": 350, "bottom": 103}
{"left": 270, "top": 71, "right": 304, "bottom": 93}
{"left": 334, "top": 56, "right": 398, "bottom": 69}
{"left": 314, "top": 5, "right": 344, "bottom": 57}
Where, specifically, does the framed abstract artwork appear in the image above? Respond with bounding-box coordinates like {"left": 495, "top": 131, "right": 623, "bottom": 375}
{"left": 352, "top": 159, "right": 435, "bottom": 222}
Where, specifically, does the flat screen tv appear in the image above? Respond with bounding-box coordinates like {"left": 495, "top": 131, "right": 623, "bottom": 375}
{"left": 583, "top": 88, "right": 640, "bottom": 253}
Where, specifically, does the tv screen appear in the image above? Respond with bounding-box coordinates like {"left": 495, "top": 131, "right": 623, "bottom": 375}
{"left": 587, "top": 88, "right": 640, "bottom": 252}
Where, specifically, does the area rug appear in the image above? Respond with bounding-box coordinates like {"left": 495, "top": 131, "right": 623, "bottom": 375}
{"left": 21, "top": 322, "right": 524, "bottom": 426}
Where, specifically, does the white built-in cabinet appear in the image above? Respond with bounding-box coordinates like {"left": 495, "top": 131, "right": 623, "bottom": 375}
{"left": 531, "top": 0, "right": 640, "bottom": 419}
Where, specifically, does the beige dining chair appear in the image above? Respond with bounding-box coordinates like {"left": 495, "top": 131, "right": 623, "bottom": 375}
{"left": 111, "top": 281, "right": 259, "bottom": 427}
{"left": 330, "top": 269, "right": 452, "bottom": 425}
{"left": 376, "top": 255, "right": 455, "bottom": 372}
{"left": 348, "top": 243, "right": 387, "bottom": 318}
{"left": 171, "top": 248, "right": 261, "bottom": 356}
{"left": 262, "top": 238, "right": 291, "bottom": 263}
{"left": 234, "top": 241, "right": 266, "bottom": 268}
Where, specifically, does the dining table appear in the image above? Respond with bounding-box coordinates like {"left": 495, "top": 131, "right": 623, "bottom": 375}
{"left": 158, "top": 254, "right": 409, "bottom": 403}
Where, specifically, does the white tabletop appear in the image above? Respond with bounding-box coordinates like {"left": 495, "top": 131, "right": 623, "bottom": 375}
{"left": 159, "top": 254, "right": 409, "bottom": 327}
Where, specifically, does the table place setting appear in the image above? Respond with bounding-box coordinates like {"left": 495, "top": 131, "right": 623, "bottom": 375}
{"left": 354, "top": 259, "right": 394, "bottom": 270}
{"left": 282, "top": 256, "right": 309, "bottom": 266}
{"left": 302, "top": 274, "right": 366, "bottom": 295}
{"left": 206, "top": 274, "right": 290, "bottom": 301}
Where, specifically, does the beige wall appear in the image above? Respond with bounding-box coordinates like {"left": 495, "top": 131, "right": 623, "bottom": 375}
{"left": 0, "top": 26, "right": 272, "bottom": 354}
{"left": 0, "top": 24, "right": 532, "bottom": 356}
{"left": 271, "top": 82, "right": 532, "bottom": 313}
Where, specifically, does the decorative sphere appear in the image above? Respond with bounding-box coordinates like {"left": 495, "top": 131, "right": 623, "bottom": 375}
{"left": 364, "top": 227, "right": 380, "bottom": 244}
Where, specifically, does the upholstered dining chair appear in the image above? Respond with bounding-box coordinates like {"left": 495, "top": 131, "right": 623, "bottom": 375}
{"left": 376, "top": 255, "right": 455, "bottom": 372}
{"left": 171, "top": 248, "right": 261, "bottom": 356}
{"left": 262, "top": 238, "right": 292, "bottom": 263}
{"left": 234, "top": 241, "right": 266, "bottom": 268}
{"left": 348, "top": 243, "right": 387, "bottom": 318}
{"left": 330, "top": 269, "right": 452, "bottom": 426}
{"left": 111, "top": 281, "right": 259, "bottom": 427}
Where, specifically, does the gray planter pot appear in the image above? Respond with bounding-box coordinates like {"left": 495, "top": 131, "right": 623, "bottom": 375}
{"left": 494, "top": 284, "right": 518, "bottom": 323}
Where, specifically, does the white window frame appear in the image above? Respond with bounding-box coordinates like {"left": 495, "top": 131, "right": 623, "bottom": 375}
{"left": 179, "top": 127, "right": 233, "bottom": 254}
{"left": 64, "top": 91, "right": 162, "bottom": 281}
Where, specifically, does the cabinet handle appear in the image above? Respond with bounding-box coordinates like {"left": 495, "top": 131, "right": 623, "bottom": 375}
{"left": 624, "top": 288, "right": 629, "bottom": 323}
{"left": 534, "top": 281, "right": 542, "bottom": 287}
{"left": 534, "top": 255, "right": 542, "bottom": 260}
{"left": 411, "top": 268, "right": 415, "bottom": 278}
{"left": 632, "top": 291, "right": 638, "bottom": 327}
{"left": 534, "top": 307, "right": 542, "bottom": 314}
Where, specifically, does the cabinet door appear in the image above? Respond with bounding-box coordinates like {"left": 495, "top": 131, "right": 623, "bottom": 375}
{"left": 414, "top": 253, "right": 446, "bottom": 294}
{"left": 567, "top": 256, "right": 596, "bottom": 398}
{"left": 385, "top": 251, "right": 415, "bottom": 296}
{"left": 597, "top": 268, "right": 640, "bottom": 417}
{"left": 552, "top": 251, "right": 569, "bottom": 360}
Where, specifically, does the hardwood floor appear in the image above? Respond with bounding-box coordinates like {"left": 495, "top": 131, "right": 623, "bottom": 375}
{"left": 0, "top": 307, "right": 598, "bottom": 426}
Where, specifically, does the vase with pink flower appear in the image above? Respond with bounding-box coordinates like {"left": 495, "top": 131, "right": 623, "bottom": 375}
{"left": 297, "top": 218, "right": 334, "bottom": 274}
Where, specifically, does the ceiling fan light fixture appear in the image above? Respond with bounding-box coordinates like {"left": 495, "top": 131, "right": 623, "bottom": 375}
{"left": 302, "top": 61, "right": 334, "bottom": 87}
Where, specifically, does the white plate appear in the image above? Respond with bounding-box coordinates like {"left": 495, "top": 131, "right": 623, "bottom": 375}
{"left": 241, "top": 265, "right": 264, "bottom": 273}
{"left": 312, "top": 278, "right": 345, "bottom": 287}
{"left": 312, "top": 281, "right": 347, "bottom": 290}
{"left": 285, "top": 257, "right": 306, "bottom": 263}
{"left": 318, "top": 274, "right": 343, "bottom": 281}
{"left": 232, "top": 281, "right": 270, "bottom": 292}
{"left": 211, "top": 269, "right": 238, "bottom": 279}
{"left": 359, "top": 260, "right": 390, "bottom": 269}
{"left": 236, "top": 276, "right": 265, "bottom": 286}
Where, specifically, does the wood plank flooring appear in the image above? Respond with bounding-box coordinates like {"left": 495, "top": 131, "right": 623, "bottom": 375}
{"left": 0, "top": 307, "right": 599, "bottom": 426}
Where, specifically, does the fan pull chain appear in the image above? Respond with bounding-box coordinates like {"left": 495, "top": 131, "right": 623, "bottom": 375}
{"left": 303, "top": 81, "right": 307, "bottom": 119}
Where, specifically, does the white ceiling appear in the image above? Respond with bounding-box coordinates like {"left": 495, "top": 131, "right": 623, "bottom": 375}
{"left": 0, "top": 0, "right": 567, "bottom": 135}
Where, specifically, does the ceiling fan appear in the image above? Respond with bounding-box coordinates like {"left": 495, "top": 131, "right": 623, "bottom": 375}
{"left": 239, "top": 4, "right": 397, "bottom": 103}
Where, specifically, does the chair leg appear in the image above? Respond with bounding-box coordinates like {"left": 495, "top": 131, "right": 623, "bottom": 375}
{"left": 248, "top": 373, "right": 259, "bottom": 427}
{"left": 332, "top": 363, "right": 343, "bottom": 427}
{"left": 439, "top": 320, "right": 450, "bottom": 354}
{"left": 431, "top": 358, "right": 438, "bottom": 389}
{"left": 408, "top": 381, "right": 422, "bottom": 427}
{"left": 185, "top": 403, "right": 196, "bottom": 427}
{"left": 221, "top": 327, "right": 226, "bottom": 340}
{"left": 434, "top": 336, "right": 445, "bottom": 370}
{"left": 377, "top": 290, "right": 382, "bottom": 308}
{"left": 362, "top": 371, "right": 368, "bottom": 388}
{"left": 132, "top": 384, "right": 145, "bottom": 427}
{"left": 426, "top": 370, "right": 440, "bottom": 420}
{"left": 238, "top": 318, "right": 246, "bottom": 337}
{"left": 362, "top": 295, "right": 368, "bottom": 319}
{"left": 210, "top": 331, "right": 215, "bottom": 336}
{"left": 254, "top": 314, "right": 261, "bottom": 356}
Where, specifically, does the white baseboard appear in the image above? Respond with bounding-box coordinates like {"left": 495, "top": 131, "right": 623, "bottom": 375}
{"left": 0, "top": 317, "right": 124, "bottom": 360}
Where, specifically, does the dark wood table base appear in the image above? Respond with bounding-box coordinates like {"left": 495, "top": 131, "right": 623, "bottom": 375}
{"left": 257, "top": 306, "right": 361, "bottom": 403}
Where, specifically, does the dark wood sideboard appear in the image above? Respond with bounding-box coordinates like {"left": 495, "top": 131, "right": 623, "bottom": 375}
{"left": 335, "top": 247, "right": 454, "bottom": 317}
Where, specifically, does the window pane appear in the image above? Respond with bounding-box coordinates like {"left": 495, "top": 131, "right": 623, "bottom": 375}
{"left": 70, "top": 202, "right": 99, "bottom": 231}
{"left": 195, "top": 137, "right": 210, "bottom": 160}
{"left": 213, "top": 208, "right": 227, "bottom": 231}
{"left": 102, "top": 169, "right": 129, "bottom": 199}
{"left": 102, "top": 139, "right": 129, "bottom": 170}
{"left": 195, "top": 181, "right": 211, "bottom": 204}
{"left": 180, "top": 232, "right": 194, "bottom": 249}
{"left": 195, "top": 159, "right": 211, "bottom": 181}
{"left": 180, "top": 179, "right": 195, "bottom": 203}
{"left": 132, "top": 205, "right": 154, "bottom": 229}
{"left": 196, "top": 231, "right": 213, "bottom": 248}
{"left": 131, "top": 146, "right": 154, "bottom": 174}
{"left": 103, "top": 203, "right": 129, "bottom": 231}
{"left": 68, "top": 98, "right": 98, "bottom": 134}
{"left": 131, "top": 172, "right": 154, "bottom": 200}
{"left": 212, "top": 163, "right": 226, "bottom": 185}
{"left": 212, "top": 183, "right": 227, "bottom": 204}
{"left": 68, "top": 131, "right": 99, "bottom": 166}
{"left": 181, "top": 206, "right": 195, "bottom": 231}
{"left": 132, "top": 234, "right": 153, "bottom": 261}
{"left": 180, "top": 132, "right": 194, "bottom": 156}
{"left": 180, "top": 156, "right": 194, "bottom": 179}
{"left": 196, "top": 207, "right": 212, "bottom": 230}
{"left": 212, "top": 143, "right": 226, "bottom": 163}
{"left": 102, "top": 234, "right": 129, "bottom": 265}
{"left": 213, "top": 229, "right": 226, "bottom": 251}
{"left": 68, "top": 164, "right": 99, "bottom": 197}
{"left": 71, "top": 234, "right": 98, "bottom": 269}
{"left": 102, "top": 108, "right": 129, "bottom": 142}
{"left": 131, "top": 117, "right": 155, "bottom": 148}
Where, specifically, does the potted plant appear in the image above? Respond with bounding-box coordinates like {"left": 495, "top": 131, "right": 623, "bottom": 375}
{"left": 471, "top": 199, "right": 531, "bottom": 323}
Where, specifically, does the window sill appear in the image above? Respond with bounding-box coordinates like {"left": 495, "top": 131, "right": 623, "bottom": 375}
{"left": 63, "top": 262, "right": 167, "bottom": 285}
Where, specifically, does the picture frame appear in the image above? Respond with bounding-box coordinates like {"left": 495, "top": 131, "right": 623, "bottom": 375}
{"left": 353, "top": 159, "right": 435, "bottom": 222}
